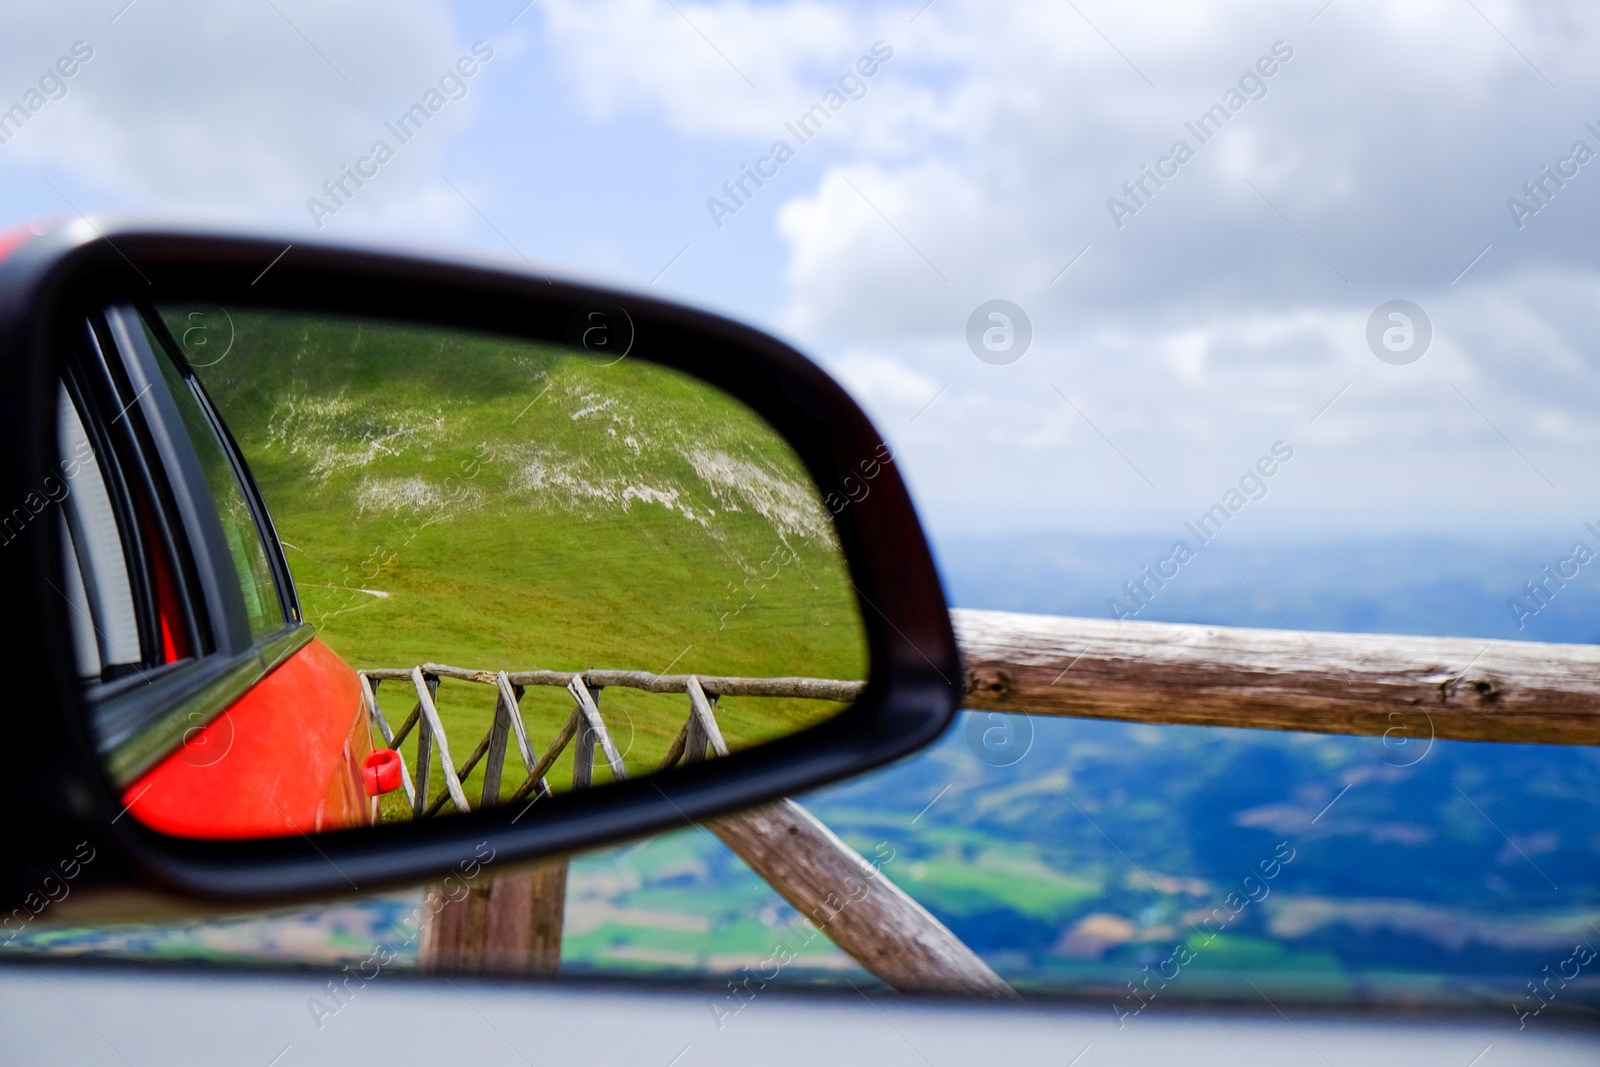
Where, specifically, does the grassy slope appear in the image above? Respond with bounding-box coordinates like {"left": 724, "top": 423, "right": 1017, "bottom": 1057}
{"left": 172, "top": 309, "right": 866, "bottom": 811}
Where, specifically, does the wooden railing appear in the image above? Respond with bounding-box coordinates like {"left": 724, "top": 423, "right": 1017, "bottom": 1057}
{"left": 356, "top": 610, "right": 1600, "bottom": 994}
{"left": 952, "top": 608, "right": 1600, "bottom": 745}
{"left": 357, "top": 663, "right": 1010, "bottom": 996}
{"left": 358, "top": 665, "right": 866, "bottom": 821}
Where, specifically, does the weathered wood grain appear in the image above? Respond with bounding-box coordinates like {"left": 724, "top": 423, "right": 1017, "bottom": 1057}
{"left": 693, "top": 689, "right": 1010, "bottom": 994}
{"left": 569, "top": 676, "right": 627, "bottom": 781}
{"left": 408, "top": 674, "right": 438, "bottom": 819}
{"left": 422, "top": 858, "right": 567, "bottom": 976}
{"left": 569, "top": 708, "right": 595, "bottom": 791}
{"left": 953, "top": 608, "right": 1600, "bottom": 745}
{"left": 497, "top": 673, "right": 540, "bottom": 779}
{"left": 478, "top": 679, "right": 515, "bottom": 809}
{"left": 481, "top": 859, "right": 568, "bottom": 976}
{"left": 685, "top": 675, "right": 727, "bottom": 762}
{"left": 412, "top": 667, "right": 470, "bottom": 815}
{"left": 709, "top": 799, "right": 1015, "bottom": 997}
{"left": 419, "top": 876, "right": 492, "bottom": 975}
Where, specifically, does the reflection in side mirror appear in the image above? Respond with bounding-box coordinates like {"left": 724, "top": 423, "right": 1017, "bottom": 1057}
{"left": 362, "top": 748, "right": 404, "bottom": 797}
{"left": 61, "top": 304, "right": 867, "bottom": 840}
{"left": 357, "top": 664, "right": 863, "bottom": 824}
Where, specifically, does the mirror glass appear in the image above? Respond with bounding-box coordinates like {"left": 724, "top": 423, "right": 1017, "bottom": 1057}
{"left": 57, "top": 303, "right": 867, "bottom": 838}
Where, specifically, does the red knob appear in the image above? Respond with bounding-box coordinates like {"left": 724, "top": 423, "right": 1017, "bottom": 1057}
{"left": 363, "top": 749, "right": 403, "bottom": 796}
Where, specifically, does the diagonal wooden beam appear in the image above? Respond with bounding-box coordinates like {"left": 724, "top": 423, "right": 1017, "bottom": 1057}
{"left": 498, "top": 672, "right": 540, "bottom": 774}
{"left": 656, "top": 717, "right": 692, "bottom": 772}
{"left": 568, "top": 675, "right": 628, "bottom": 781}
{"left": 685, "top": 675, "right": 728, "bottom": 759}
{"left": 507, "top": 709, "right": 579, "bottom": 805}
{"left": 681, "top": 678, "right": 1011, "bottom": 995}
{"left": 709, "top": 799, "right": 1015, "bottom": 997}
{"left": 412, "top": 667, "right": 470, "bottom": 815}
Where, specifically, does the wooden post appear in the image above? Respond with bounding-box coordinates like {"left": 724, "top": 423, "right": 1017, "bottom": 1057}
{"left": 409, "top": 671, "right": 440, "bottom": 819}
{"left": 422, "top": 675, "right": 572, "bottom": 979}
{"left": 681, "top": 715, "right": 707, "bottom": 766}
{"left": 419, "top": 875, "right": 493, "bottom": 974}
{"left": 420, "top": 854, "right": 570, "bottom": 977}
{"left": 571, "top": 699, "right": 596, "bottom": 790}
{"left": 478, "top": 687, "right": 514, "bottom": 808}
{"left": 477, "top": 859, "right": 569, "bottom": 975}
{"left": 569, "top": 676, "right": 627, "bottom": 781}
{"left": 423, "top": 677, "right": 605, "bottom": 976}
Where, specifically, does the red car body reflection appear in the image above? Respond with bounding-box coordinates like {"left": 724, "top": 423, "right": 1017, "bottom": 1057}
{"left": 123, "top": 639, "right": 373, "bottom": 839}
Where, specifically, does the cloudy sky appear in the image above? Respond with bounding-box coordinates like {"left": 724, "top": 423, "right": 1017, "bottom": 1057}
{"left": 5, "top": 0, "right": 1599, "bottom": 545}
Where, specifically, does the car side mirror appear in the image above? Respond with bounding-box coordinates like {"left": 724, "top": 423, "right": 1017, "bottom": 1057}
{"left": 0, "top": 223, "right": 959, "bottom": 905}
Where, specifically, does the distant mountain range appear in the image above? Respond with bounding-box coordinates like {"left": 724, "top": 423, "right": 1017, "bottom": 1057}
{"left": 932, "top": 531, "right": 1600, "bottom": 644}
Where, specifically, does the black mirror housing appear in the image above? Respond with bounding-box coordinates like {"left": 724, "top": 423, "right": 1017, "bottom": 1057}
{"left": 0, "top": 222, "right": 960, "bottom": 905}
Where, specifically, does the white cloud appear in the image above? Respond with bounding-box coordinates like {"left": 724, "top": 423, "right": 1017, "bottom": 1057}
{"left": 824, "top": 349, "right": 940, "bottom": 408}
{"left": 11, "top": 0, "right": 1598, "bottom": 539}
{"left": 0, "top": 0, "right": 482, "bottom": 230}
{"left": 762, "top": 0, "right": 1600, "bottom": 336}
{"left": 539, "top": 0, "right": 874, "bottom": 139}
